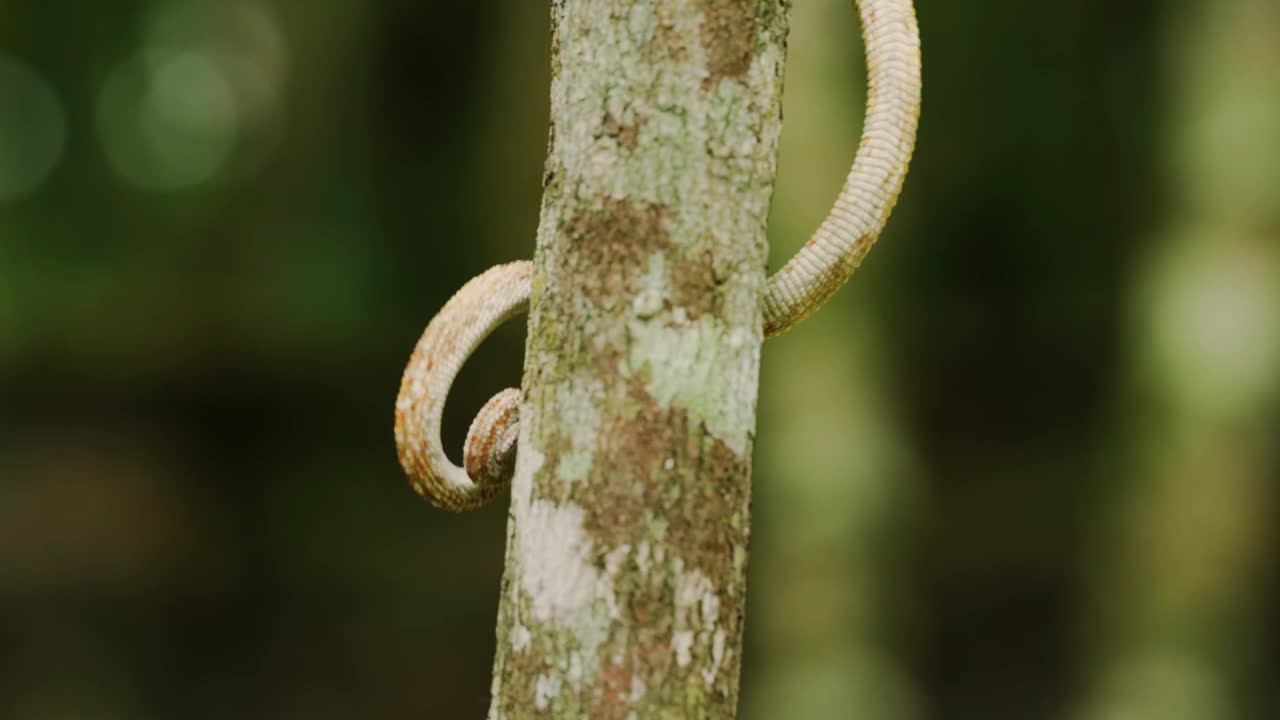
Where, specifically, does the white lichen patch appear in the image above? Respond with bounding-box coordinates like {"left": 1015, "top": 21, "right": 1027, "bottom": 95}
{"left": 673, "top": 631, "right": 695, "bottom": 667}
{"left": 671, "top": 563, "right": 728, "bottom": 686}
{"left": 701, "top": 628, "right": 727, "bottom": 686}
{"left": 512, "top": 494, "right": 621, "bottom": 700}
{"left": 552, "top": 0, "right": 708, "bottom": 207}
{"left": 636, "top": 541, "right": 651, "bottom": 576}
{"left": 509, "top": 424, "right": 544, "bottom": 510}
{"left": 632, "top": 253, "right": 668, "bottom": 319}
{"left": 630, "top": 674, "right": 647, "bottom": 702}
{"left": 534, "top": 673, "right": 562, "bottom": 710}
{"left": 557, "top": 449, "right": 595, "bottom": 485}
{"left": 626, "top": 314, "right": 758, "bottom": 455}
{"left": 553, "top": 376, "right": 603, "bottom": 484}
{"left": 674, "top": 561, "right": 711, "bottom": 608}
{"left": 508, "top": 423, "right": 624, "bottom": 697}
{"left": 626, "top": 2, "right": 657, "bottom": 45}
{"left": 512, "top": 623, "right": 532, "bottom": 653}
{"left": 605, "top": 544, "right": 632, "bottom": 576}
{"left": 603, "top": 545, "right": 632, "bottom": 620}
{"left": 511, "top": 439, "right": 611, "bottom": 629}
{"left": 519, "top": 499, "right": 600, "bottom": 624}
{"left": 700, "top": 587, "right": 721, "bottom": 626}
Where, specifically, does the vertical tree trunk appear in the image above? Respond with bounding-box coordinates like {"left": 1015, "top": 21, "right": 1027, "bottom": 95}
{"left": 487, "top": 1, "right": 790, "bottom": 717}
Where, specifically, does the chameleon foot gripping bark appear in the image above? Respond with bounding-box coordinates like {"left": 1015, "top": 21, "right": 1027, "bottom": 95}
{"left": 395, "top": 0, "right": 922, "bottom": 511}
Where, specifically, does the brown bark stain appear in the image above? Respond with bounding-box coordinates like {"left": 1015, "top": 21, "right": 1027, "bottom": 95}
{"left": 557, "top": 195, "right": 729, "bottom": 323}
{"left": 601, "top": 112, "right": 649, "bottom": 151}
{"left": 671, "top": 248, "right": 722, "bottom": 321}
{"left": 535, "top": 370, "right": 750, "bottom": 714}
{"left": 584, "top": 377, "right": 690, "bottom": 548}
{"left": 700, "top": 0, "right": 758, "bottom": 89}
{"left": 494, "top": 636, "right": 544, "bottom": 713}
{"left": 651, "top": 2, "right": 688, "bottom": 62}
{"left": 560, "top": 197, "right": 672, "bottom": 309}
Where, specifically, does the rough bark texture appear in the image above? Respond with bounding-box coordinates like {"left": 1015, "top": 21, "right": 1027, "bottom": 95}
{"left": 487, "top": 1, "right": 790, "bottom": 717}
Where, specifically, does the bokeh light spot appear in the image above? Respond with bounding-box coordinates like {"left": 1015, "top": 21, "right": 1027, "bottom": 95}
{"left": 1146, "top": 236, "right": 1280, "bottom": 417}
{"left": 97, "top": 51, "right": 239, "bottom": 190}
{"left": 0, "top": 58, "right": 67, "bottom": 200}
{"left": 144, "top": 0, "right": 289, "bottom": 179}
{"left": 146, "top": 0, "right": 289, "bottom": 84}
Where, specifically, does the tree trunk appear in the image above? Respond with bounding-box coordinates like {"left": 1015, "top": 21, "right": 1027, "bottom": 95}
{"left": 487, "top": 1, "right": 790, "bottom": 717}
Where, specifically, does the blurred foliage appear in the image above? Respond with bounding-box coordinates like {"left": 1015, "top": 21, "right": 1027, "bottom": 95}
{"left": 1, "top": 0, "right": 1276, "bottom": 718}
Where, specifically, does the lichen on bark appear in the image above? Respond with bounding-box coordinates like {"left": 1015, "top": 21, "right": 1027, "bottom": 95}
{"left": 487, "top": 1, "right": 790, "bottom": 718}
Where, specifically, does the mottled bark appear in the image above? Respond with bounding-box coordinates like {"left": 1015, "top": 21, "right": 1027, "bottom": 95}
{"left": 487, "top": 1, "right": 790, "bottom": 717}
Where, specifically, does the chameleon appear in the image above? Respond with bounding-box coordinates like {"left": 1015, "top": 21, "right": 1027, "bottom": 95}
{"left": 395, "top": 0, "right": 922, "bottom": 511}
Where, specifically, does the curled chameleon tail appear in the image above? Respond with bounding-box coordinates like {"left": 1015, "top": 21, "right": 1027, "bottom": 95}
{"left": 395, "top": 0, "right": 922, "bottom": 511}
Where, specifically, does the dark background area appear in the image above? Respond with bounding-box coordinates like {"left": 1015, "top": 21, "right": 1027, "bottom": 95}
{"left": 2, "top": 1, "right": 1277, "bottom": 718}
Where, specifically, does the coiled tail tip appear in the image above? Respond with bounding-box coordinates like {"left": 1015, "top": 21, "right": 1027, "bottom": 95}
{"left": 464, "top": 387, "right": 523, "bottom": 495}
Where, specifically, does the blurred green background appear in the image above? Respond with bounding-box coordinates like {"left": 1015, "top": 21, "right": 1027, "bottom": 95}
{"left": 2, "top": 0, "right": 1277, "bottom": 718}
